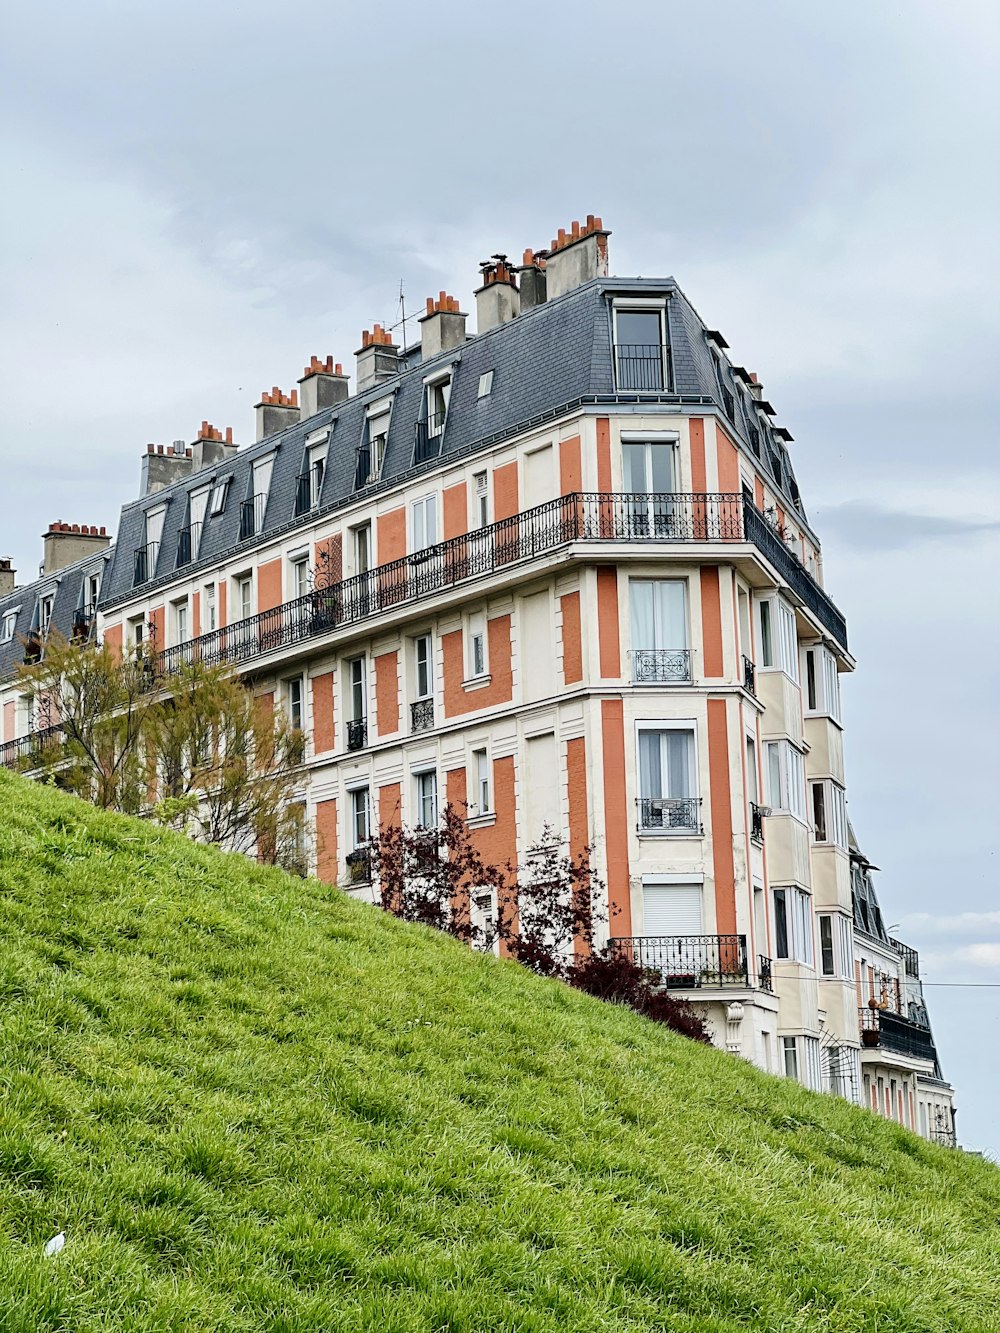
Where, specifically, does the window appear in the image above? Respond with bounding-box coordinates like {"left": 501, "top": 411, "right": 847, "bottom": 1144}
{"left": 1, "top": 611, "right": 16, "bottom": 643}
{"left": 290, "top": 556, "right": 309, "bottom": 601}
{"left": 348, "top": 656, "right": 366, "bottom": 722}
{"left": 204, "top": 585, "right": 216, "bottom": 632}
{"left": 773, "top": 887, "right": 814, "bottom": 965}
{"left": 350, "top": 787, "right": 370, "bottom": 849}
{"left": 144, "top": 506, "right": 166, "bottom": 560}
{"left": 411, "top": 495, "right": 438, "bottom": 553}
{"left": 414, "top": 634, "right": 433, "bottom": 699}
{"left": 244, "top": 456, "right": 274, "bottom": 537}
{"left": 473, "top": 471, "right": 489, "bottom": 528}
{"left": 472, "top": 747, "right": 491, "bottom": 813}
{"left": 765, "top": 741, "right": 806, "bottom": 821}
{"left": 782, "top": 1036, "right": 798, "bottom": 1081}
{"left": 472, "top": 889, "right": 496, "bottom": 946}
{"left": 819, "top": 915, "right": 835, "bottom": 976}
{"left": 637, "top": 726, "right": 698, "bottom": 832}
{"left": 467, "top": 613, "right": 487, "bottom": 679}
{"left": 425, "top": 375, "right": 451, "bottom": 437}
{"left": 129, "top": 616, "right": 145, "bottom": 657}
{"left": 810, "top": 779, "right": 847, "bottom": 847}
{"left": 354, "top": 524, "right": 372, "bottom": 575}
{"left": 87, "top": 573, "right": 101, "bottom": 610}
{"left": 758, "top": 596, "right": 798, "bottom": 680}
{"left": 363, "top": 400, "right": 392, "bottom": 483}
{"left": 477, "top": 371, "right": 494, "bottom": 399}
{"left": 622, "top": 439, "right": 676, "bottom": 495}
{"left": 629, "top": 579, "right": 689, "bottom": 682}
{"left": 416, "top": 770, "right": 438, "bottom": 828}
{"left": 642, "top": 880, "right": 704, "bottom": 934}
{"left": 307, "top": 442, "right": 327, "bottom": 509}
{"left": 804, "top": 646, "right": 841, "bottom": 722}
{"left": 209, "top": 476, "right": 230, "bottom": 516}
{"left": 614, "top": 307, "right": 667, "bottom": 390}
{"left": 236, "top": 575, "right": 253, "bottom": 621}
{"left": 39, "top": 596, "right": 54, "bottom": 636}
{"left": 172, "top": 600, "right": 188, "bottom": 645}
{"left": 285, "top": 677, "right": 304, "bottom": 732}
{"left": 188, "top": 486, "right": 210, "bottom": 558}
{"left": 746, "top": 735, "right": 759, "bottom": 805}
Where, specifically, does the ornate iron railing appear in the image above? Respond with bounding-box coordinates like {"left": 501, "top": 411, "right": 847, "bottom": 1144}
{"left": 636, "top": 795, "right": 702, "bottom": 834}
{"left": 742, "top": 654, "right": 756, "bottom": 696}
{"left": 72, "top": 604, "right": 97, "bottom": 643}
{"left": 630, "top": 648, "right": 691, "bottom": 684}
{"left": 414, "top": 412, "right": 447, "bottom": 463}
{"left": 614, "top": 343, "right": 668, "bottom": 391}
{"left": 743, "top": 502, "right": 847, "bottom": 646}
{"left": 149, "top": 491, "right": 847, "bottom": 678}
{"left": 859, "top": 1007, "right": 937, "bottom": 1062}
{"left": 133, "top": 542, "right": 159, "bottom": 586}
{"left": 758, "top": 954, "right": 773, "bottom": 992}
{"left": 346, "top": 718, "right": 367, "bottom": 752}
{"left": 345, "top": 848, "right": 371, "bottom": 884}
{"left": 0, "top": 724, "right": 64, "bottom": 771}
{"left": 240, "top": 494, "right": 267, "bottom": 540}
{"left": 749, "top": 802, "right": 765, "bottom": 844}
{"left": 610, "top": 934, "right": 758, "bottom": 988}
{"left": 411, "top": 698, "right": 434, "bottom": 732}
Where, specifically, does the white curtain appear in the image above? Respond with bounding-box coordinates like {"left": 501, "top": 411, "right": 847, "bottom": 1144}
{"left": 630, "top": 580, "right": 686, "bottom": 650}
{"left": 639, "top": 730, "right": 692, "bottom": 798}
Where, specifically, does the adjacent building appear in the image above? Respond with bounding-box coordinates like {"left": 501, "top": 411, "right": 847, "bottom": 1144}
{"left": 0, "top": 217, "right": 956, "bottom": 1141}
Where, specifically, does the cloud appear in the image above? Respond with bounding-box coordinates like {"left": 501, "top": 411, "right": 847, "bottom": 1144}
{"left": 899, "top": 912, "right": 1000, "bottom": 935}
{"left": 814, "top": 502, "right": 1000, "bottom": 552}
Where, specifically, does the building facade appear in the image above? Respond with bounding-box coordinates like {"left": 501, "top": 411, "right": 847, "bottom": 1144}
{"left": 0, "top": 218, "right": 956, "bottom": 1141}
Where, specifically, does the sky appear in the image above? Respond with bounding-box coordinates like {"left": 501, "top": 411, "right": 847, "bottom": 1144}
{"left": 1, "top": 2, "right": 998, "bottom": 1152}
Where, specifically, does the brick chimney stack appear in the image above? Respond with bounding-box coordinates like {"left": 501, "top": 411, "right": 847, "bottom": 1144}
{"left": 355, "top": 325, "right": 400, "bottom": 393}
{"left": 190, "top": 421, "right": 238, "bottom": 470}
{"left": 518, "top": 249, "right": 547, "bottom": 311}
{"left": 298, "top": 357, "right": 351, "bottom": 418}
{"left": 419, "top": 293, "right": 467, "bottom": 359}
{"left": 475, "top": 256, "right": 520, "bottom": 333}
{"left": 543, "top": 215, "right": 610, "bottom": 300}
{"left": 42, "top": 523, "right": 111, "bottom": 576}
{"left": 0, "top": 557, "right": 14, "bottom": 595}
{"left": 255, "top": 387, "right": 300, "bottom": 442}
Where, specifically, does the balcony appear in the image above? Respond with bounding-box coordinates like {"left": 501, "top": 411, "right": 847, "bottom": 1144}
{"left": 240, "top": 494, "right": 267, "bottom": 541}
{"left": 630, "top": 647, "right": 691, "bottom": 684}
{"left": 176, "top": 522, "right": 201, "bottom": 568}
{"left": 132, "top": 541, "right": 160, "bottom": 587}
{"left": 295, "top": 464, "right": 324, "bottom": 517}
{"left": 614, "top": 343, "right": 668, "bottom": 392}
{"left": 610, "top": 934, "right": 772, "bottom": 990}
{"left": 859, "top": 1007, "right": 938, "bottom": 1063}
{"left": 72, "top": 604, "right": 96, "bottom": 644}
{"left": 346, "top": 718, "right": 367, "bottom": 752}
{"left": 151, "top": 491, "right": 849, "bottom": 679}
{"left": 889, "top": 937, "right": 920, "bottom": 978}
{"left": 0, "top": 724, "right": 64, "bottom": 772}
{"left": 749, "top": 802, "right": 765, "bottom": 844}
{"left": 414, "top": 413, "right": 446, "bottom": 463}
{"left": 742, "top": 654, "right": 756, "bottom": 696}
{"left": 411, "top": 698, "right": 434, "bottom": 733}
{"left": 637, "top": 795, "right": 702, "bottom": 834}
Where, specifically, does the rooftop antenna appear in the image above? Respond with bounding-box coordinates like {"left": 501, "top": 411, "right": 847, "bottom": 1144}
{"left": 390, "top": 278, "right": 415, "bottom": 352}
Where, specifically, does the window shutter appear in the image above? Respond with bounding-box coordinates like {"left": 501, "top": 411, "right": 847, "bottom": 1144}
{"left": 642, "top": 884, "right": 703, "bottom": 935}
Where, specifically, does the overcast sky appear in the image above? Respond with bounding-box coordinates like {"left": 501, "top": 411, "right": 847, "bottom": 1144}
{"left": 2, "top": 2, "right": 998, "bottom": 1154}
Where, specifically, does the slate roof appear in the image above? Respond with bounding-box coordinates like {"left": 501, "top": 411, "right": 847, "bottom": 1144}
{"left": 0, "top": 548, "right": 113, "bottom": 683}
{"left": 100, "top": 276, "right": 807, "bottom": 610}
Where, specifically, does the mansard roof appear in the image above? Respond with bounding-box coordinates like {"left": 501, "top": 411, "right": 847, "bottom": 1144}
{"left": 100, "top": 276, "right": 806, "bottom": 610}
{"left": 0, "top": 548, "right": 112, "bottom": 682}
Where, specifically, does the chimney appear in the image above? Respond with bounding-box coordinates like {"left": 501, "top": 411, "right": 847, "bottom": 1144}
{"left": 140, "top": 439, "right": 195, "bottom": 496}
{"left": 0, "top": 557, "right": 14, "bottom": 596}
{"left": 355, "top": 325, "right": 400, "bottom": 393}
{"left": 255, "top": 387, "right": 300, "bottom": 442}
{"left": 518, "top": 249, "right": 547, "bottom": 311}
{"left": 419, "top": 293, "right": 467, "bottom": 359}
{"left": 42, "top": 523, "right": 111, "bottom": 576}
{"left": 298, "top": 357, "right": 351, "bottom": 417}
{"left": 190, "top": 421, "right": 238, "bottom": 471}
{"left": 543, "top": 215, "right": 610, "bottom": 300}
{"left": 475, "top": 256, "right": 520, "bottom": 333}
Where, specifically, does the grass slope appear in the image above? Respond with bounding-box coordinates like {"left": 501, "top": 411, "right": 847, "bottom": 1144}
{"left": 0, "top": 773, "right": 997, "bottom": 1332}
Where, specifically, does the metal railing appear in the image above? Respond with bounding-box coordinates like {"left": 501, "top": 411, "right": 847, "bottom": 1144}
{"left": 133, "top": 542, "right": 160, "bottom": 586}
{"left": 176, "top": 523, "right": 202, "bottom": 567}
{"left": 859, "top": 1007, "right": 937, "bottom": 1062}
{"left": 637, "top": 795, "right": 702, "bottom": 834}
{"left": 346, "top": 718, "right": 367, "bottom": 752}
{"left": 72, "top": 604, "right": 97, "bottom": 643}
{"left": 749, "top": 802, "right": 765, "bottom": 844}
{"left": 240, "top": 494, "right": 267, "bottom": 540}
{"left": 889, "top": 937, "right": 920, "bottom": 978}
{"left": 742, "top": 654, "right": 756, "bottom": 696}
{"left": 743, "top": 502, "right": 847, "bottom": 646}
{"left": 414, "top": 412, "right": 447, "bottom": 463}
{"left": 758, "top": 955, "right": 773, "bottom": 992}
{"left": 614, "top": 343, "right": 667, "bottom": 391}
{"left": 630, "top": 648, "right": 691, "bottom": 684}
{"left": 0, "top": 724, "right": 64, "bottom": 771}
{"left": 610, "top": 934, "right": 761, "bottom": 989}
{"left": 150, "top": 491, "right": 848, "bottom": 679}
{"left": 295, "top": 464, "right": 325, "bottom": 517}
{"left": 411, "top": 698, "right": 434, "bottom": 732}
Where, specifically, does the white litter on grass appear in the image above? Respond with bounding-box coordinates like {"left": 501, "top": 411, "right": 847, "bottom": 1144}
{"left": 43, "top": 1231, "right": 65, "bottom": 1257}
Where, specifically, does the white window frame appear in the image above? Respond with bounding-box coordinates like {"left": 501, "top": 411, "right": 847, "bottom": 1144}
{"left": 172, "top": 598, "right": 189, "bottom": 646}
{"left": 810, "top": 778, "right": 847, "bottom": 848}
{"left": 208, "top": 476, "right": 230, "bottom": 517}
{"left": 365, "top": 399, "right": 393, "bottom": 482}
{"left": 765, "top": 740, "right": 806, "bottom": 822}
{"left": 466, "top": 612, "right": 487, "bottom": 680}
{"left": 472, "top": 746, "right": 491, "bottom": 814}
{"left": 347, "top": 655, "right": 367, "bottom": 723}
{"left": 306, "top": 441, "right": 328, "bottom": 509}
{"left": 39, "top": 595, "right": 54, "bottom": 636}
{"left": 349, "top": 786, "right": 370, "bottom": 850}
{"left": 424, "top": 371, "right": 452, "bottom": 438}
{"left": 473, "top": 471, "right": 490, "bottom": 528}
{"left": 235, "top": 574, "right": 253, "bottom": 621}
{"left": 189, "top": 486, "right": 210, "bottom": 557}
{"left": 204, "top": 584, "right": 216, "bottom": 633}
{"left": 353, "top": 523, "right": 372, "bottom": 576}
{"left": 804, "top": 645, "right": 842, "bottom": 723}
{"left": 410, "top": 494, "right": 438, "bottom": 554}
{"left": 757, "top": 595, "right": 799, "bottom": 682}
{"left": 635, "top": 720, "right": 699, "bottom": 835}
{"left": 415, "top": 769, "right": 439, "bottom": 829}
{"left": 773, "top": 886, "right": 814, "bottom": 966}
{"left": 612, "top": 299, "right": 669, "bottom": 392}
{"left": 414, "top": 634, "right": 433, "bottom": 700}
{"left": 284, "top": 676, "right": 304, "bottom": 732}
{"left": 0, "top": 610, "right": 16, "bottom": 643}
{"left": 289, "top": 554, "right": 310, "bottom": 602}
{"left": 477, "top": 371, "right": 494, "bottom": 399}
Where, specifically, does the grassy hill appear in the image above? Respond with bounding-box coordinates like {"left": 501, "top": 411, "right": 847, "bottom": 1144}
{"left": 0, "top": 772, "right": 997, "bottom": 1332}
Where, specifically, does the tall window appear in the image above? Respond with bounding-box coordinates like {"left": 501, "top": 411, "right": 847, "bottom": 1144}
{"left": 204, "top": 584, "right": 216, "bottom": 632}
{"left": 818, "top": 915, "right": 851, "bottom": 979}
{"left": 350, "top": 787, "right": 370, "bottom": 849}
{"left": 365, "top": 403, "right": 391, "bottom": 482}
{"left": 354, "top": 524, "right": 371, "bottom": 575}
{"left": 189, "top": 486, "right": 209, "bottom": 558}
{"left": 804, "top": 646, "right": 841, "bottom": 721}
{"left": 248, "top": 456, "right": 274, "bottom": 535}
{"left": 614, "top": 308, "right": 666, "bottom": 390}
{"left": 819, "top": 915, "right": 835, "bottom": 976}
{"left": 416, "top": 771, "right": 438, "bottom": 828}
{"left": 782, "top": 1036, "right": 798, "bottom": 1080}
{"left": 236, "top": 575, "right": 253, "bottom": 621}
{"left": 411, "top": 495, "right": 438, "bottom": 553}
{"left": 629, "top": 579, "right": 688, "bottom": 683}
{"left": 414, "top": 634, "right": 433, "bottom": 699}
{"left": 758, "top": 597, "right": 798, "bottom": 681}
{"left": 348, "top": 656, "right": 366, "bottom": 722}
{"left": 468, "top": 613, "right": 487, "bottom": 679}
{"left": 307, "top": 442, "right": 327, "bottom": 509}
{"left": 426, "top": 376, "right": 451, "bottom": 437}
{"left": 473, "top": 747, "right": 491, "bottom": 813}
{"left": 473, "top": 471, "right": 489, "bottom": 528}
{"left": 637, "top": 726, "right": 698, "bottom": 832}
{"left": 810, "top": 779, "right": 847, "bottom": 847}
{"left": 285, "top": 677, "right": 304, "bottom": 732}
{"left": 765, "top": 741, "right": 806, "bottom": 821}
{"left": 622, "top": 441, "right": 677, "bottom": 537}
{"left": 0, "top": 611, "right": 15, "bottom": 643}
{"left": 773, "top": 887, "right": 814, "bottom": 965}
{"left": 291, "top": 556, "right": 309, "bottom": 601}
{"left": 173, "top": 600, "right": 188, "bottom": 645}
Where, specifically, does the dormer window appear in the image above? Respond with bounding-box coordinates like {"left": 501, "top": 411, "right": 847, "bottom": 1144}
{"left": 208, "top": 476, "right": 230, "bottom": 516}
{"left": 179, "top": 485, "right": 210, "bottom": 565}
{"left": 135, "top": 505, "right": 165, "bottom": 585}
{"left": 296, "top": 438, "right": 328, "bottom": 515}
{"left": 1, "top": 610, "right": 17, "bottom": 643}
{"left": 241, "top": 455, "right": 274, "bottom": 540}
{"left": 613, "top": 302, "right": 669, "bottom": 392}
{"left": 416, "top": 372, "right": 451, "bottom": 464}
{"left": 356, "top": 399, "right": 392, "bottom": 489}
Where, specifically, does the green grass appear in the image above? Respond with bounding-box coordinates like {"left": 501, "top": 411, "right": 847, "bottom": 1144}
{"left": 0, "top": 772, "right": 997, "bottom": 1331}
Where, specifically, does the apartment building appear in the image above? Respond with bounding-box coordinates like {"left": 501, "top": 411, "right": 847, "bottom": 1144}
{"left": 0, "top": 218, "right": 956, "bottom": 1141}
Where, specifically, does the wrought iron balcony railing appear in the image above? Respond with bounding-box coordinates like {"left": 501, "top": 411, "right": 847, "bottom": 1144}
{"left": 414, "top": 412, "right": 447, "bottom": 463}
{"left": 72, "top": 604, "right": 97, "bottom": 643}
{"left": 889, "top": 937, "right": 920, "bottom": 978}
{"left": 345, "top": 848, "right": 371, "bottom": 884}
{"left": 630, "top": 647, "right": 691, "bottom": 684}
{"left": 859, "top": 1007, "right": 937, "bottom": 1062}
{"left": 637, "top": 795, "right": 702, "bottom": 834}
{"left": 176, "top": 522, "right": 202, "bottom": 568}
{"left": 610, "top": 934, "right": 767, "bottom": 989}
{"left": 133, "top": 542, "right": 160, "bottom": 587}
{"left": 411, "top": 698, "right": 434, "bottom": 732}
{"left": 295, "top": 464, "right": 325, "bottom": 517}
{"left": 150, "top": 491, "right": 848, "bottom": 679}
{"left": 614, "top": 343, "right": 668, "bottom": 392}
{"left": 742, "top": 654, "right": 756, "bottom": 696}
{"left": 749, "top": 801, "right": 765, "bottom": 844}
{"left": 240, "top": 494, "right": 267, "bottom": 540}
{"left": 0, "top": 724, "right": 64, "bottom": 771}
{"left": 346, "top": 718, "right": 367, "bottom": 752}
